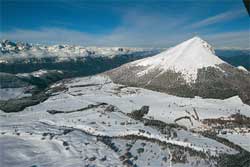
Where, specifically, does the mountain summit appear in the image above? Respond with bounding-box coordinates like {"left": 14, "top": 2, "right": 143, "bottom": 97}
{"left": 106, "top": 36, "right": 250, "bottom": 105}
{"left": 132, "top": 36, "right": 225, "bottom": 82}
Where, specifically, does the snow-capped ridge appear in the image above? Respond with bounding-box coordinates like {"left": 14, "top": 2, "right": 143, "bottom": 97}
{"left": 133, "top": 36, "right": 225, "bottom": 82}
{"left": 237, "top": 66, "right": 248, "bottom": 72}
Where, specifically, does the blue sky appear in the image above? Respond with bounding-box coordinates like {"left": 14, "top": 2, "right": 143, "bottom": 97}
{"left": 0, "top": 0, "right": 249, "bottom": 48}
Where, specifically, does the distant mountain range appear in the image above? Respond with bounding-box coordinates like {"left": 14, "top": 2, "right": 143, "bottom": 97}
{"left": 219, "top": 54, "right": 250, "bottom": 71}
{"left": 0, "top": 40, "right": 249, "bottom": 74}
{"left": 0, "top": 39, "right": 159, "bottom": 58}
{"left": 0, "top": 40, "right": 160, "bottom": 75}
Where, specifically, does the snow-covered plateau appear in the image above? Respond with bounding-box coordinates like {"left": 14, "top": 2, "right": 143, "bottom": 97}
{"left": 1, "top": 75, "right": 250, "bottom": 167}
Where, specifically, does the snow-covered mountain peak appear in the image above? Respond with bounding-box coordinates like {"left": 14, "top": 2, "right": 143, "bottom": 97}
{"left": 132, "top": 36, "right": 225, "bottom": 82}
{"left": 185, "top": 36, "right": 215, "bottom": 54}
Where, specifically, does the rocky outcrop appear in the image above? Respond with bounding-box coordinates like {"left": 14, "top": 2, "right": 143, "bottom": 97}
{"left": 127, "top": 106, "right": 149, "bottom": 120}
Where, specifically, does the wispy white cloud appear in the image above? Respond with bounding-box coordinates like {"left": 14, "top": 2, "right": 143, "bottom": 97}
{"left": 0, "top": 9, "right": 190, "bottom": 47}
{"left": 0, "top": 28, "right": 97, "bottom": 45}
{"left": 1, "top": 8, "right": 249, "bottom": 49}
{"left": 203, "top": 30, "right": 250, "bottom": 49}
{"left": 189, "top": 9, "right": 246, "bottom": 29}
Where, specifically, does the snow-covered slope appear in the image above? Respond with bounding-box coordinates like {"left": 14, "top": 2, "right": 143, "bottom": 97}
{"left": 133, "top": 36, "right": 225, "bottom": 82}
{"left": 106, "top": 36, "right": 250, "bottom": 105}
{"left": 1, "top": 75, "right": 249, "bottom": 167}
